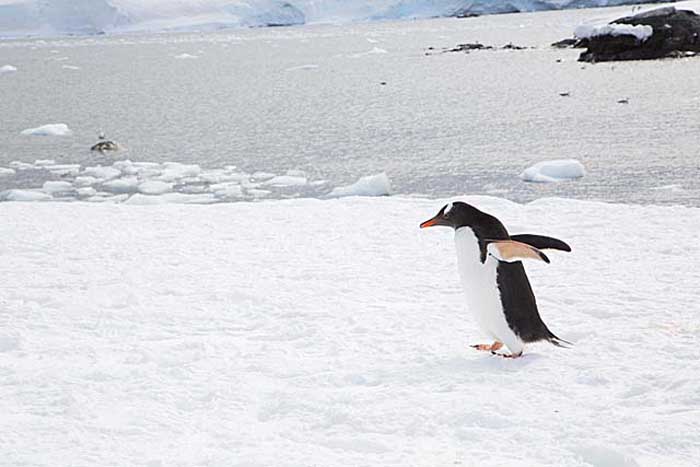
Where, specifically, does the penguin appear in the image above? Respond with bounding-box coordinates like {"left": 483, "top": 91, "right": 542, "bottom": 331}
{"left": 420, "top": 201, "right": 571, "bottom": 358}
{"left": 91, "top": 132, "right": 119, "bottom": 152}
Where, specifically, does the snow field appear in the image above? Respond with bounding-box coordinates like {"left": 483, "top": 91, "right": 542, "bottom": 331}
{"left": 0, "top": 195, "right": 698, "bottom": 466}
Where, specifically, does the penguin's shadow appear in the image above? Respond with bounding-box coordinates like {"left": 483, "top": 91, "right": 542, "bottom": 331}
{"left": 436, "top": 352, "right": 546, "bottom": 375}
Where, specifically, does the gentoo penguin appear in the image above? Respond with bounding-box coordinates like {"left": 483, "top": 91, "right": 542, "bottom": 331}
{"left": 91, "top": 132, "right": 118, "bottom": 152}
{"left": 420, "top": 201, "right": 571, "bottom": 358}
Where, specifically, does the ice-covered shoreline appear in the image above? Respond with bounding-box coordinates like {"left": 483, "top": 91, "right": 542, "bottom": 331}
{"left": 1, "top": 195, "right": 699, "bottom": 466}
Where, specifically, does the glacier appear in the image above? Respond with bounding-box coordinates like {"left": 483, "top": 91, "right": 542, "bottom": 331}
{"left": 0, "top": 0, "right": 669, "bottom": 38}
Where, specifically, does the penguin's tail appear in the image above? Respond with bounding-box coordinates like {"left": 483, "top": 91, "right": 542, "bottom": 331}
{"left": 547, "top": 331, "right": 573, "bottom": 349}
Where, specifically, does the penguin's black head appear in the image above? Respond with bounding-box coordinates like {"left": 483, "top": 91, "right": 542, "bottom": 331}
{"left": 420, "top": 202, "right": 508, "bottom": 238}
{"left": 420, "top": 202, "right": 479, "bottom": 229}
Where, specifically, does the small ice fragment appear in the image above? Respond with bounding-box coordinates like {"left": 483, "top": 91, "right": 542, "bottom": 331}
{"left": 520, "top": 159, "right": 586, "bottom": 183}
{"left": 0, "top": 167, "right": 15, "bottom": 176}
{"left": 102, "top": 177, "right": 139, "bottom": 193}
{"left": 77, "top": 187, "right": 97, "bottom": 197}
{"left": 83, "top": 166, "right": 121, "bottom": 180}
{"left": 74, "top": 176, "right": 99, "bottom": 187}
{"left": 252, "top": 171, "right": 276, "bottom": 181}
{"left": 328, "top": 173, "right": 392, "bottom": 198}
{"left": 138, "top": 180, "right": 173, "bottom": 195}
{"left": 9, "top": 161, "right": 34, "bottom": 170}
{"left": 21, "top": 124, "right": 73, "bottom": 136}
{"left": 263, "top": 175, "right": 307, "bottom": 187}
{"left": 42, "top": 180, "right": 74, "bottom": 194}
{"left": 0, "top": 189, "right": 52, "bottom": 201}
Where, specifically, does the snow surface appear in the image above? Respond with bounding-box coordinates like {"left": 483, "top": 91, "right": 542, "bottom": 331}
{"left": 574, "top": 23, "right": 653, "bottom": 42}
{"left": 520, "top": 159, "right": 586, "bottom": 183}
{"left": 328, "top": 172, "right": 392, "bottom": 197}
{"left": 19, "top": 123, "right": 73, "bottom": 136}
{"left": 0, "top": 196, "right": 698, "bottom": 466}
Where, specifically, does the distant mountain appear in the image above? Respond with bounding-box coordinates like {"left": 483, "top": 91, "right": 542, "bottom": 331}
{"left": 0, "top": 0, "right": 672, "bottom": 38}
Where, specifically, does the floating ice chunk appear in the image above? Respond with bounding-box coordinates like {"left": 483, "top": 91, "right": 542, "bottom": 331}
{"left": 138, "top": 180, "right": 173, "bottom": 195}
{"left": 62, "top": 65, "right": 80, "bottom": 70}
{"left": 86, "top": 193, "right": 129, "bottom": 203}
{"left": 651, "top": 184, "right": 684, "bottom": 192}
{"left": 34, "top": 159, "right": 56, "bottom": 166}
{"left": 174, "top": 53, "right": 198, "bottom": 59}
{"left": 21, "top": 124, "right": 73, "bottom": 136}
{"left": 9, "top": 161, "right": 34, "bottom": 170}
{"left": 83, "top": 166, "right": 121, "bottom": 180}
{"left": 520, "top": 159, "right": 586, "bottom": 183}
{"left": 102, "top": 177, "right": 139, "bottom": 193}
{"left": 0, "top": 189, "right": 51, "bottom": 201}
{"left": 211, "top": 183, "right": 244, "bottom": 199}
{"left": 328, "top": 173, "right": 392, "bottom": 198}
{"left": 0, "top": 65, "right": 17, "bottom": 73}
{"left": 248, "top": 188, "right": 271, "bottom": 198}
{"left": 252, "top": 171, "right": 276, "bottom": 181}
{"left": 200, "top": 169, "right": 249, "bottom": 184}
{"left": 575, "top": 23, "right": 653, "bottom": 42}
{"left": 158, "top": 162, "right": 201, "bottom": 181}
{"left": 125, "top": 193, "right": 217, "bottom": 205}
{"left": 263, "top": 175, "right": 308, "bottom": 187}
{"left": 42, "top": 181, "right": 74, "bottom": 194}
{"left": 77, "top": 187, "right": 97, "bottom": 197}
{"left": 285, "top": 64, "right": 319, "bottom": 71}
{"left": 46, "top": 164, "right": 80, "bottom": 176}
{"left": 0, "top": 168, "right": 15, "bottom": 176}
{"left": 74, "top": 176, "right": 99, "bottom": 187}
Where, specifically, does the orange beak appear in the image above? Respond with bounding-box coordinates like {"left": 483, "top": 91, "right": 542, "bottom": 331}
{"left": 420, "top": 215, "right": 445, "bottom": 229}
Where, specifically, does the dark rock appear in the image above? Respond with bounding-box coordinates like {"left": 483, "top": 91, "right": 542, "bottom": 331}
{"left": 577, "top": 7, "right": 700, "bottom": 62}
{"left": 445, "top": 42, "right": 493, "bottom": 53}
{"left": 502, "top": 42, "right": 528, "bottom": 50}
{"left": 551, "top": 38, "right": 580, "bottom": 48}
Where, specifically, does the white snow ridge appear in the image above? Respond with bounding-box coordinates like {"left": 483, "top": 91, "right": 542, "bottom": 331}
{"left": 520, "top": 159, "right": 586, "bottom": 183}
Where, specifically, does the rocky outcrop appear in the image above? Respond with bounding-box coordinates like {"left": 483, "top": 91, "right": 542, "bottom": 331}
{"left": 576, "top": 7, "right": 700, "bottom": 62}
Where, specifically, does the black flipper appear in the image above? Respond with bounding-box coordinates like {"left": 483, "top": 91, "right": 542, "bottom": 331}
{"left": 510, "top": 234, "right": 571, "bottom": 252}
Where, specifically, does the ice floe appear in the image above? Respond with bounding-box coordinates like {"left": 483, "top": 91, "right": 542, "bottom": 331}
{"left": 174, "top": 53, "right": 198, "bottom": 59}
{"left": 0, "top": 189, "right": 51, "bottom": 201}
{"left": 0, "top": 65, "right": 17, "bottom": 73}
{"left": 20, "top": 123, "right": 73, "bottom": 136}
{"left": 0, "top": 158, "right": 394, "bottom": 205}
{"left": 263, "top": 174, "right": 308, "bottom": 187}
{"left": 328, "top": 172, "right": 391, "bottom": 197}
{"left": 520, "top": 159, "right": 586, "bottom": 183}
{"left": 138, "top": 180, "right": 173, "bottom": 195}
{"left": 42, "top": 180, "right": 74, "bottom": 195}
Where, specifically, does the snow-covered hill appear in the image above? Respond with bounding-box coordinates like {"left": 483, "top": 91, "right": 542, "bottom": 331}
{"left": 0, "top": 0, "right": 670, "bottom": 37}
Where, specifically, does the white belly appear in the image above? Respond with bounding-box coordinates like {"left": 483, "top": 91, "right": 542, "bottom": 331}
{"left": 454, "top": 228, "right": 524, "bottom": 354}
